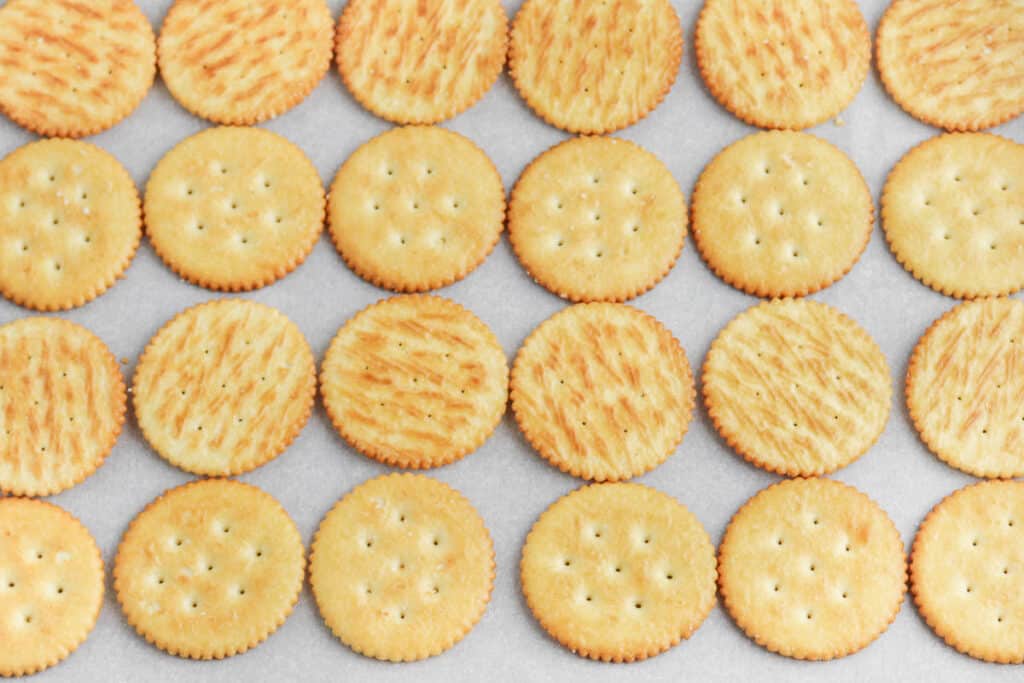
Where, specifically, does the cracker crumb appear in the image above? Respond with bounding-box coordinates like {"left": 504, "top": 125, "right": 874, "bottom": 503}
{"left": 120, "top": 357, "right": 129, "bottom": 365}
{"left": 834, "top": 115, "right": 846, "bottom": 127}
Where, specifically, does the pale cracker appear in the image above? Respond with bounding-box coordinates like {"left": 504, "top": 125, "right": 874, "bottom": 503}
{"left": 695, "top": 0, "right": 870, "bottom": 130}
{"left": 0, "top": 318, "right": 125, "bottom": 496}
{"left": 132, "top": 299, "right": 316, "bottom": 476}
{"left": 911, "top": 481, "right": 1024, "bottom": 663}
{"left": 310, "top": 473, "right": 494, "bottom": 661}
{"left": 508, "top": 136, "right": 687, "bottom": 302}
{"left": 881, "top": 133, "right": 1024, "bottom": 299}
{"left": 0, "top": 139, "right": 141, "bottom": 311}
{"left": 509, "top": 0, "right": 683, "bottom": 134}
{"left": 718, "top": 478, "right": 907, "bottom": 660}
{"left": 703, "top": 299, "right": 891, "bottom": 476}
{"left": 327, "top": 127, "right": 504, "bottom": 292}
{"left": 0, "top": 499, "right": 104, "bottom": 677}
{"left": 907, "top": 298, "right": 1024, "bottom": 478}
{"left": 114, "top": 479, "right": 305, "bottom": 659}
{"left": 336, "top": 0, "right": 507, "bottom": 124}
{"left": 0, "top": 0, "right": 156, "bottom": 137}
{"left": 877, "top": 0, "right": 1024, "bottom": 132}
{"left": 320, "top": 295, "right": 508, "bottom": 469}
{"left": 520, "top": 483, "right": 716, "bottom": 662}
{"left": 510, "top": 303, "right": 695, "bottom": 481}
{"left": 691, "top": 131, "right": 873, "bottom": 297}
{"left": 145, "top": 127, "right": 325, "bottom": 291}
{"left": 158, "top": 0, "right": 334, "bottom": 125}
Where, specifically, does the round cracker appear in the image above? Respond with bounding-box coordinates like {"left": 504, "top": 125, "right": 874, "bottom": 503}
{"left": 508, "top": 0, "right": 683, "bottom": 134}
{"left": 336, "top": 0, "right": 507, "bottom": 124}
{"left": 692, "top": 131, "right": 873, "bottom": 298}
{"left": 132, "top": 299, "right": 316, "bottom": 476}
{"left": 695, "top": 0, "right": 870, "bottom": 130}
{"left": 114, "top": 479, "right": 305, "bottom": 660}
{"left": 907, "top": 299, "right": 1024, "bottom": 478}
{"left": 310, "top": 473, "right": 494, "bottom": 661}
{"left": 508, "top": 136, "right": 687, "bottom": 302}
{"left": 327, "top": 127, "right": 504, "bottom": 292}
{"left": 877, "top": 0, "right": 1024, "bottom": 132}
{"left": 157, "top": 0, "right": 334, "bottom": 125}
{"left": 911, "top": 481, "right": 1024, "bottom": 663}
{"left": 320, "top": 295, "right": 508, "bottom": 469}
{"left": 0, "top": 318, "right": 125, "bottom": 497}
{"left": 0, "top": 499, "right": 104, "bottom": 677}
{"left": 0, "top": 0, "right": 156, "bottom": 138}
{"left": 520, "top": 483, "right": 716, "bottom": 662}
{"left": 719, "top": 478, "right": 907, "bottom": 660}
{"left": 510, "top": 303, "right": 695, "bottom": 482}
{"left": 703, "top": 299, "right": 891, "bottom": 477}
{"left": 145, "top": 127, "right": 325, "bottom": 291}
{"left": 0, "top": 139, "right": 142, "bottom": 311}
{"left": 881, "top": 133, "right": 1024, "bottom": 299}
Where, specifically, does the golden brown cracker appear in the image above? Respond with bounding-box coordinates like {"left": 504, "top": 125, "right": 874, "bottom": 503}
{"left": 510, "top": 303, "right": 695, "bottom": 481}
{"left": 132, "top": 299, "right": 316, "bottom": 476}
{"left": 508, "top": 0, "right": 683, "bottom": 134}
{"left": 310, "top": 473, "right": 494, "bottom": 661}
{"left": 691, "top": 131, "right": 873, "bottom": 297}
{"left": 320, "top": 295, "right": 508, "bottom": 469}
{"left": 336, "top": 0, "right": 508, "bottom": 124}
{"left": 144, "top": 127, "right": 325, "bottom": 291}
{"left": 703, "top": 299, "right": 892, "bottom": 477}
{"left": 158, "top": 0, "right": 334, "bottom": 124}
{"left": 520, "top": 483, "right": 716, "bottom": 662}
{"left": 718, "top": 478, "right": 907, "bottom": 660}
{"left": 114, "top": 479, "right": 305, "bottom": 660}
{"left": 327, "top": 127, "right": 504, "bottom": 292}
{"left": 508, "top": 136, "right": 687, "bottom": 302}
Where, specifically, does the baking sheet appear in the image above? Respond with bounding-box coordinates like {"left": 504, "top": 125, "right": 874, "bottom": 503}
{"left": 1, "top": 0, "right": 1022, "bottom": 680}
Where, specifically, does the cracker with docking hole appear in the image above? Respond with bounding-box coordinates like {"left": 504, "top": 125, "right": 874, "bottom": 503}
{"left": 114, "top": 479, "right": 305, "bottom": 660}
{"left": 327, "top": 127, "right": 505, "bottom": 292}
{"left": 508, "top": 0, "right": 683, "bottom": 134}
{"left": 336, "top": 0, "right": 507, "bottom": 124}
{"left": 703, "top": 299, "right": 891, "bottom": 477}
{"left": 881, "top": 133, "right": 1024, "bottom": 299}
{"left": 907, "top": 299, "right": 1024, "bottom": 478}
{"left": 507, "top": 136, "right": 687, "bottom": 302}
{"left": 877, "top": 0, "right": 1024, "bottom": 132}
{"left": 157, "top": 0, "right": 334, "bottom": 125}
{"left": 310, "top": 473, "right": 494, "bottom": 661}
{"left": 695, "top": 0, "right": 870, "bottom": 130}
{"left": 0, "top": 318, "right": 125, "bottom": 497}
{"left": 911, "top": 480, "right": 1024, "bottom": 663}
{"left": 0, "top": 0, "right": 155, "bottom": 137}
{"left": 0, "top": 139, "right": 141, "bottom": 311}
{"left": 718, "top": 478, "right": 907, "bottom": 660}
{"left": 320, "top": 295, "right": 508, "bottom": 469}
{"left": 0, "top": 499, "right": 104, "bottom": 677}
{"left": 520, "top": 483, "right": 716, "bottom": 662}
{"left": 145, "top": 127, "right": 325, "bottom": 291}
{"left": 132, "top": 299, "right": 316, "bottom": 477}
{"left": 510, "top": 303, "right": 694, "bottom": 482}
{"left": 691, "top": 131, "right": 873, "bottom": 298}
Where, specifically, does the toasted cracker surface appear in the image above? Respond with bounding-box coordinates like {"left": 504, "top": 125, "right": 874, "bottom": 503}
{"left": 508, "top": 136, "right": 687, "bottom": 302}
{"left": 877, "top": 0, "right": 1024, "bottom": 132}
{"left": 145, "top": 127, "right": 325, "bottom": 291}
{"left": 719, "top": 478, "right": 906, "bottom": 660}
{"left": 510, "top": 303, "right": 694, "bottom": 481}
{"left": 520, "top": 483, "right": 716, "bottom": 662}
{"left": 310, "top": 473, "right": 494, "bottom": 661}
{"left": 114, "top": 479, "right": 304, "bottom": 660}
{"left": 132, "top": 299, "right": 316, "bottom": 476}
{"left": 327, "top": 127, "right": 504, "bottom": 292}
{"left": 336, "top": 0, "right": 507, "bottom": 124}
{"left": 320, "top": 295, "right": 508, "bottom": 469}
